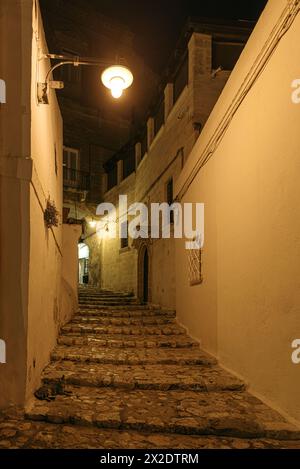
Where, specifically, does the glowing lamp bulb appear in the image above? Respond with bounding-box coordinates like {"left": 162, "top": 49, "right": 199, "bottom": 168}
{"left": 89, "top": 219, "right": 97, "bottom": 228}
{"left": 110, "top": 76, "right": 125, "bottom": 99}
{"left": 101, "top": 65, "right": 133, "bottom": 99}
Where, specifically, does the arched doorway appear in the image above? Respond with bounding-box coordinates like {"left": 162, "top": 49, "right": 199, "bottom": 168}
{"left": 78, "top": 242, "right": 89, "bottom": 284}
{"left": 143, "top": 248, "right": 149, "bottom": 303}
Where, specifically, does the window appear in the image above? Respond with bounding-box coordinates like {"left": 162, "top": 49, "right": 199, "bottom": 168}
{"left": 188, "top": 247, "right": 203, "bottom": 286}
{"left": 63, "top": 146, "right": 79, "bottom": 182}
{"left": 212, "top": 41, "right": 244, "bottom": 71}
{"left": 120, "top": 221, "right": 129, "bottom": 249}
{"left": 107, "top": 164, "right": 117, "bottom": 191}
{"left": 166, "top": 178, "right": 174, "bottom": 224}
{"left": 123, "top": 146, "right": 136, "bottom": 179}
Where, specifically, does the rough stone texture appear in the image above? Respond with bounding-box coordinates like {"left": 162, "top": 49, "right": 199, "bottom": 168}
{"left": 3, "top": 289, "right": 299, "bottom": 449}
{"left": 42, "top": 362, "right": 245, "bottom": 392}
{"left": 56, "top": 334, "right": 199, "bottom": 348}
{"left": 1, "top": 418, "right": 300, "bottom": 449}
{"left": 25, "top": 386, "right": 300, "bottom": 440}
{"left": 61, "top": 323, "right": 186, "bottom": 336}
{"left": 51, "top": 344, "right": 215, "bottom": 364}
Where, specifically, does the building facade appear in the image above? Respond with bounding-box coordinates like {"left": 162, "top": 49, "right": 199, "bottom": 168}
{"left": 94, "top": 19, "right": 253, "bottom": 307}
{"left": 174, "top": 0, "right": 300, "bottom": 425}
{"left": 0, "top": 0, "right": 80, "bottom": 410}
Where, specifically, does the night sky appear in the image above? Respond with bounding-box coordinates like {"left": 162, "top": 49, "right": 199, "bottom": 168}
{"left": 90, "top": 0, "right": 268, "bottom": 72}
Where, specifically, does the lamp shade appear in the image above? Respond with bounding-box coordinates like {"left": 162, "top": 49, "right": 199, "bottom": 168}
{"left": 101, "top": 65, "right": 133, "bottom": 99}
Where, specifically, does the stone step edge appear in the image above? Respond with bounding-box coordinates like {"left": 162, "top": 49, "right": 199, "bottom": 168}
{"left": 24, "top": 407, "right": 300, "bottom": 441}
{"left": 50, "top": 354, "right": 217, "bottom": 366}
{"left": 77, "top": 310, "right": 176, "bottom": 316}
{"left": 61, "top": 328, "right": 186, "bottom": 336}
{"left": 57, "top": 337, "right": 199, "bottom": 347}
{"left": 72, "top": 317, "right": 175, "bottom": 324}
{"left": 40, "top": 374, "right": 246, "bottom": 392}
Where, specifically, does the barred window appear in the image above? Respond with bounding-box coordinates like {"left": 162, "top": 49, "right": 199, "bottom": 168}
{"left": 188, "top": 247, "right": 203, "bottom": 286}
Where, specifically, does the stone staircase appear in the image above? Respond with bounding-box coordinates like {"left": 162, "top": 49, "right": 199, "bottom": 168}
{"left": 24, "top": 287, "right": 300, "bottom": 448}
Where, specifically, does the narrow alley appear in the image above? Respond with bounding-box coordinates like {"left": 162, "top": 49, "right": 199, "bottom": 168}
{"left": 1, "top": 0, "right": 300, "bottom": 458}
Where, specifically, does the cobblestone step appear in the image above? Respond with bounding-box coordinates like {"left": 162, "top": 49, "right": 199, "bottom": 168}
{"left": 51, "top": 345, "right": 216, "bottom": 365}
{"left": 41, "top": 362, "right": 245, "bottom": 392}
{"left": 72, "top": 315, "right": 175, "bottom": 326}
{"left": 79, "top": 296, "right": 136, "bottom": 301}
{"left": 2, "top": 419, "right": 300, "bottom": 449}
{"left": 61, "top": 323, "right": 185, "bottom": 336}
{"left": 57, "top": 333, "right": 199, "bottom": 349}
{"left": 78, "top": 289, "right": 132, "bottom": 295}
{"left": 78, "top": 308, "right": 176, "bottom": 318}
{"left": 25, "top": 387, "right": 300, "bottom": 440}
{"left": 78, "top": 299, "right": 138, "bottom": 307}
{"left": 78, "top": 292, "right": 134, "bottom": 297}
{"left": 79, "top": 304, "right": 152, "bottom": 311}
{"left": 23, "top": 288, "right": 300, "bottom": 448}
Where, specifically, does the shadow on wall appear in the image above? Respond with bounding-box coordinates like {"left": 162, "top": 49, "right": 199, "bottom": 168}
{"left": 61, "top": 224, "right": 82, "bottom": 322}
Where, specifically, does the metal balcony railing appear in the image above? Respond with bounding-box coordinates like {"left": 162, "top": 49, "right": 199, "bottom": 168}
{"left": 63, "top": 167, "right": 90, "bottom": 191}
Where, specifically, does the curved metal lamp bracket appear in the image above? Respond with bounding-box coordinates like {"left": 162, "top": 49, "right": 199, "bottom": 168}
{"left": 37, "top": 54, "right": 126, "bottom": 104}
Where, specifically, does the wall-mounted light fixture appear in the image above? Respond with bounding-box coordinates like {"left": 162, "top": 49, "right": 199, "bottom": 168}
{"left": 101, "top": 65, "right": 133, "bottom": 99}
{"left": 89, "top": 218, "right": 97, "bottom": 229}
{"left": 37, "top": 54, "right": 133, "bottom": 104}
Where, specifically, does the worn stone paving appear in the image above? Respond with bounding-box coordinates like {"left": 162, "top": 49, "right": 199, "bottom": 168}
{"left": 1, "top": 286, "right": 300, "bottom": 449}
{"left": 42, "top": 362, "right": 245, "bottom": 391}
{"left": 61, "top": 323, "right": 186, "bottom": 336}
{"left": 1, "top": 417, "right": 300, "bottom": 449}
{"left": 25, "top": 386, "right": 300, "bottom": 439}
{"left": 57, "top": 333, "right": 198, "bottom": 349}
{"left": 51, "top": 344, "right": 217, "bottom": 365}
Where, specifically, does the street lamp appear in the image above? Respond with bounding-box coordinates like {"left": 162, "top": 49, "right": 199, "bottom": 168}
{"left": 37, "top": 54, "right": 133, "bottom": 104}
{"left": 101, "top": 65, "right": 133, "bottom": 99}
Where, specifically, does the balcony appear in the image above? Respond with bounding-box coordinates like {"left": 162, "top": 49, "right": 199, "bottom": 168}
{"left": 63, "top": 167, "right": 90, "bottom": 191}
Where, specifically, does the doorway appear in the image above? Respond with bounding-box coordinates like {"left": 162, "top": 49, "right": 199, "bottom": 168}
{"left": 78, "top": 242, "right": 89, "bottom": 284}
{"left": 143, "top": 248, "right": 149, "bottom": 303}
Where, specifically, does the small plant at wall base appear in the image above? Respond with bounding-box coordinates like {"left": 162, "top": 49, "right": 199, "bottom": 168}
{"left": 44, "top": 198, "right": 60, "bottom": 228}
